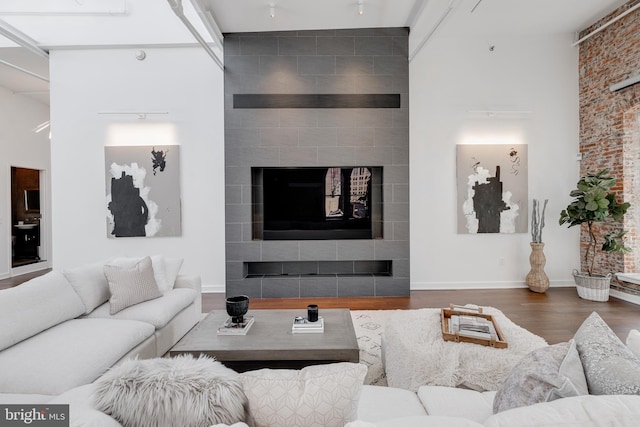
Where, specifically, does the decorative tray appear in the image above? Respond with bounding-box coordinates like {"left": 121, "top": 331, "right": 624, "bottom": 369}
{"left": 440, "top": 304, "right": 508, "bottom": 348}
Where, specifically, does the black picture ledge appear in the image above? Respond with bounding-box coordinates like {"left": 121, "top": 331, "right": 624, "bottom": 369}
{"left": 234, "top": 94, "right": 401, "bottom": 109}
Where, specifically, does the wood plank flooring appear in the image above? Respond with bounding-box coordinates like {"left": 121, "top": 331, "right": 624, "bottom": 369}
{"left": 3, "top": 271, "right": 639, "bottom": 345}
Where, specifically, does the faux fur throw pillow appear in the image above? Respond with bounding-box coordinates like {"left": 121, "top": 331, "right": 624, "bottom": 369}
{"left": 94, "top": 355, "right": 250, "bottom": 427}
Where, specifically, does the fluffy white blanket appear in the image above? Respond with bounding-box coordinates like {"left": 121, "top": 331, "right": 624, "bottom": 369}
{"left": 383, "top": 307, "right": 547, "bottom": 392}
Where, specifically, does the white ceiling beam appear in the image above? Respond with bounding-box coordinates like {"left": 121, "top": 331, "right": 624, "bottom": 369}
{"left": 167, "top": 0, "right": 223, "bottom": 70}
{"left": 0, "top": 58, "right": 49, "bottom": 82}
{"left": 409, "top": 0, "right": 457, "bottom": 62}
{"left": 0, "top": 19, "right": 48, "bottom": 58}
{"left": 189, "top": 0, "right": 224, "bottom": 48}
{"left": 405, "top": 0, "right": 430, "bottom": 29}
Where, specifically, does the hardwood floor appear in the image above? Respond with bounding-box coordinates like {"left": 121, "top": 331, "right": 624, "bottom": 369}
{"left": 3, "top": 271, "right": 639, "bottom": 344}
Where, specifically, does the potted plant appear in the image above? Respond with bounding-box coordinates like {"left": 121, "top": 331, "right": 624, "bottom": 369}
{"left": 559, "top": 169, "right": 631, "bottom": 301}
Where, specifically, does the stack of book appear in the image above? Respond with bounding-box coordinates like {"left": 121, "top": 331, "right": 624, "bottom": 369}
{"left": 448, "top": 314, "right": 497, "bottom": 341}
{"left": 291, "top": 317, "right": 324, "bottom": 334}
{"left": 217, "top": 316, "right": 255, "bottom": 335}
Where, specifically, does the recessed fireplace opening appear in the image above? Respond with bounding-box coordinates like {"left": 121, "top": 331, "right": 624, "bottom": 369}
{"left": 252, "top": 166, "right": 383, "bottom": 240}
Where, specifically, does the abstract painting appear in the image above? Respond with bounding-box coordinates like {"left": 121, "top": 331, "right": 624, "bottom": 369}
{"left": 105, "top": 145, "right": 181, "bottom": 238}
{"left": 456, "top": 144, "right": 528, "bottom": 234}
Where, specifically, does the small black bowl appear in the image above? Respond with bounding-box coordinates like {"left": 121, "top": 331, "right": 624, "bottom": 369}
{"left": 226, "top": 295, "right": 249, "bottom": 324}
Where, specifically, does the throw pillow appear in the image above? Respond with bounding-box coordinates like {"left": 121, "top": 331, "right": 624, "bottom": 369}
{"left": 63, "top": 261, "right": 111, "bottom": 314}
{"left": 94, "top": 355, "right": 249, "bottom": 427}
{"left": 493, "top": 340, "right": 588, "bottom": 413}
{"left": 103, "top": 256, "right": 162, "bottom": 314}
{"left": 240, "top": 362, "right": 367, "bottom": 427}
{"left": 573, "top": 311, "right": 640, "bottom": 395}
{"left": 108, "top": 255, "right": 174, "bottom": 293}
{"left": 626, "top": 329, "right": 640, "bottom": 359}
{"left": 164, "top": 257, "right": 184, "bottom": 290}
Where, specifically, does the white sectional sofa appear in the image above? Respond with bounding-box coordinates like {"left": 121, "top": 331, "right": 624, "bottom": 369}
{"left": 0, "top": 256, "right": 201, "bottom": 400}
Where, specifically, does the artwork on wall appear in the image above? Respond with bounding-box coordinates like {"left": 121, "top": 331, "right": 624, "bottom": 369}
{"left": 105, "top": 145, "right": 181, "bottom": 238}
{"left": 456, "top": 144, "right": 528, "bottom": 234}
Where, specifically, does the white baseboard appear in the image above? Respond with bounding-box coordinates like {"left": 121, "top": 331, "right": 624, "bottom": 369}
{"left": 202, "top": 283, "right": 225, "bottom": 293}
{"left": 410, "top": 279, "right": 575, "bottom": 291}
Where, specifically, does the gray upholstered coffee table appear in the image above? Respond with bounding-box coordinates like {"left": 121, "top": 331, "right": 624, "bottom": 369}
{"left": 169, "top": 308, "right": 359, "bottom": 371}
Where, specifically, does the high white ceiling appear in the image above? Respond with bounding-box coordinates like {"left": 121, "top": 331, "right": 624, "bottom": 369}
{"left": 0, "top": 0, "right": 630, "bottom": 106}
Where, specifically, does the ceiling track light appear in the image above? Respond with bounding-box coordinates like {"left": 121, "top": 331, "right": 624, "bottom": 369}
{"left": 358, "top": 0, "right": 364, "bottom": 16}
{"left": 269, "top": 4, "right": 276, "bottom": 19}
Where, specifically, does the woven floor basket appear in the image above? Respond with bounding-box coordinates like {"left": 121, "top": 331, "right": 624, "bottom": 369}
{"left": 572, "top": 270, "right": 611, "bottom": 302}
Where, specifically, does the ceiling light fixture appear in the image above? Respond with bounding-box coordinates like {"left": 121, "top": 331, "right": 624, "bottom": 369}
{"left": 358, "top": 0, "right": 364, "bottom": 16}
{"left": 269, "top": 4, "right": 276, "bottom": 19}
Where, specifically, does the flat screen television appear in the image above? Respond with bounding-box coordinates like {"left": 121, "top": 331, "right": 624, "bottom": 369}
{"left": 253, "top": 167, "right": 382, "bottom": 240}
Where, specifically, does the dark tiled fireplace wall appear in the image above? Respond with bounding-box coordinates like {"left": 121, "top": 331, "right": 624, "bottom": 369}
{"left": 224, "top": 27, "right": 409, "bottom": 298}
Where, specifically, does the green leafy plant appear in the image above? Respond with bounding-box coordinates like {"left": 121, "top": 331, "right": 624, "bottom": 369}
{"left": 559, "top": 169, "right": 631, "bottom": 276}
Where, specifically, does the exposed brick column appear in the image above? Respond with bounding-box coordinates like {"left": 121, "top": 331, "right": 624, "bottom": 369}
{"left": 578, "top": 0, "right": 640, "bottom": 275}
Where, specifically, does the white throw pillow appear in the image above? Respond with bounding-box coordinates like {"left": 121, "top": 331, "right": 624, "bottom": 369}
{"left": 64, "top": 261, "right": 112, "bottom": 314}
{"left": 103, "top": 256, "right": 162, "bottom": 314}
{"left": 626, "top": 330, "right": 640, "bottom": 359}
{"left": 164, "top": 257, "right": 184, "bottom": 290}
{"left": 240, "top": 362, "right": 367, "bottom": 427}
{"left": 108, "top": 255, "right": 181, "bottom": 293}
{"left": 94, "top": 355, "right": 249, "bottom": 427}
{"left": 573, "top": 312, "right": 640, "bottom": 395}
{"left": 493, "top": 340, "right": 588, "bottom": 413}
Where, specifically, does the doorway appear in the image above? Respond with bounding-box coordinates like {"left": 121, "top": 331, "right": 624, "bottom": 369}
{"left": 11, "top": 167, "right": 44, "bottom": 268}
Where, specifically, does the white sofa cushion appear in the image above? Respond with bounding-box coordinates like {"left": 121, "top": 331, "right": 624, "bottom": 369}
{"left": 346, "top": 416, "right": 484, "bottom": 427}
{"left": 0, "top": 318, "right": 154, "bottom": 395}
{"left": 240, "top": 362, "right": 367, "bottom": 427}
{"left": 86, "top": 288, "right": 196, "bottom": 329}
{"left": 356, "top": 385, "right": 427, "bottom": 422}
{"left": 103, "top": 256, "right": 162, "bottom": 314}
{"left": 483, "top": 394, "right": 640, "bottom": 427}
{"left": 0, "top": 271, "right": 85, "bottom": 352}
{"left": 417, "top": 386, "right": 495, "bottom": 424}
{"left": 0, "top": 393, "right": 54, "bottom": 404}
{"left": 50, "top": 384, "right": 123, "bottom": 427}
{"left": 64, "top": 261, "right": 111, "bottom": 314}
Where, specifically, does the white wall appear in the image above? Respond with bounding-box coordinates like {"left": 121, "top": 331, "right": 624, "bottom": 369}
{"left": 0, "top": 87, "right": 50, "bottom": 279}
{"left": 47, "top": 34, "right": 581, "bottom": 292}
{"left": 49, "top": 47, "right": 226, "bottom": 291}
{"left": 409, "top": 34, "right": 581, "bottom": 289}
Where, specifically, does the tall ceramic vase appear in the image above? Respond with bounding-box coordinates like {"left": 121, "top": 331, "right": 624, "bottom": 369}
{"left": 526, "top": 242, "right": 549, "bottom": 293}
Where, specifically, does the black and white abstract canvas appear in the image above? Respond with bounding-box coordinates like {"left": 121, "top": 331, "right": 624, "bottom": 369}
{"left": 456, "top": 144, "right": 528, "bottom": 234}
{"left": 105, "top": 145, "right": 181, "bottom": 238}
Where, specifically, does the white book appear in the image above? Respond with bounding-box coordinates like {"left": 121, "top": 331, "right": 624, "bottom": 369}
{"left": 292, "top": 317, "right": 324, "bottom": 333}
{"left": 217, "top": 316, "right": 254, "bottom": 335}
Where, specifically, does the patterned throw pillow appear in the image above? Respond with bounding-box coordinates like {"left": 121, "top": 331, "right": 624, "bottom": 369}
{"left": 573, "top": 311, "right": 640, "bottom": 395}
{"left": 493, "top": 340, "right": 588, "bottom": 413}
{"left": 240, "top": 362, "right": 367, "bottom": 427}
{"left": 103, "top": 256, "right": 162, "bottom": 314}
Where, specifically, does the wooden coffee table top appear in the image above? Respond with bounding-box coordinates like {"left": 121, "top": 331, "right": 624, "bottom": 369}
{"left": 169, "top": 309, "right": 359, "bottom": 368}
